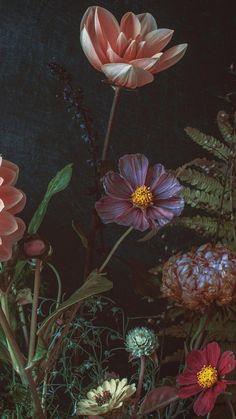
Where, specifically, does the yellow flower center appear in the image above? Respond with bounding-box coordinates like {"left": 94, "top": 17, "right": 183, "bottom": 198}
{"left": 131, "top": 185, "right": 153, "bottom": 208}
{"left": 197, "top": 365, "right": 218, "bottom": 388}
{"left": 95, "top": 390, "right": 112, "bottom": 406}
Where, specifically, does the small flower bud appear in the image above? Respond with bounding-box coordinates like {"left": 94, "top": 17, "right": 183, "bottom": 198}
{"left": 125, "top": 327, "right": 159, "bottom": 358}
{"left": 22, "top": 234, "right": 52, "bottom": 260}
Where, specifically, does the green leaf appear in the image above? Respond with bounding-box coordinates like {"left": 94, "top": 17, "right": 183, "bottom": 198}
{"left": 28, "top": 163, "right": 73, "bottom": 234}
{"left": 31, "top": 337, "right": 47, "bottom": 364}
{"left": 37, "top": 270, "right": 113, "bottom": 341}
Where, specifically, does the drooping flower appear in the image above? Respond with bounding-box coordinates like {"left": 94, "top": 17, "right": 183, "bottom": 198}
{"left": 161, "top": 243, "right": 236, "bottom": 311}
{"left": 177, "top": 342, "right": 236, "bottom": 416}
{"left": 77, "top": 378, "right": 136, "bottom": 416}
{"left": 95, "top": 154, "right": 184, "bottom": 232}
{"left": 126, "top": 327, "right": 159, "bottom": 358}
{"left": 80, "top": 6, "right": 187, "bottom": 89}
{"left": 0, "top": 157, "right": 26, "bottom": 261}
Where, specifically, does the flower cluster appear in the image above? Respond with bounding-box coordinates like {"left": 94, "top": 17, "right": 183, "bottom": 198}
{"left": 80, "top": 6, "right": 187, "bottom": 89}
{"left": 177, "top": 342, "right": 236, "bottom": 416}
{"left": 125, "top": 327, "right": 159, "bottom": 358}
{"left": 95, "top": 153, "right": 184, "bottom": 231}
{"left": 161, "top": 243, "right": 236, "bottom": 311}
{"left": 0, "top": 157, "right": 26, "bottom": 261}
{"left": 77, "top": 378, "right": 136, "bottom": 417}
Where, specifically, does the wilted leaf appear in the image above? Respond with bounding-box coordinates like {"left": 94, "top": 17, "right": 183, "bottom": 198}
{"left": 16, "top": 288, "right": 33, "bottom": 305}
{"left": 139, "top": 386, "right": 178, "bottom": 415}
{"left": 28, "top": 163, "right": 73, "bottom": 234}
{"left": 37, "top": 270, "right": 113, "bottom": 341}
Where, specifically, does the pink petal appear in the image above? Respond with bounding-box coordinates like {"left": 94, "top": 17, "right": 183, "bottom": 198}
{"left": 106, "top": 45, "right": 124, "bottom": 63}
{"left": 176, "top": 370, "right": 197, "bottom": 385}
{"left": 116, "top": 32, "right": 128, "bottom": 56}
{"left": 218, "top": 351, "right": 236, "bottom": 376}
{"left": 130, "top": 56, "right": 162, "bottom": 71}
{"left": 178, "top": 383, "right": 202, "bottom": 399}
{"left": 3, "top": 217, "right": 25, "bottom": 244}
{"left": 151, "top": 43, "right": 188, "bottom": 74}
{"left": 193, "top": 382, "right": 226, "bottom": 416}
{"left": 117, "top": 206, "right": 150, "bottom": 231}
{"left": 94, "top": 6, "right": 120, "bottom": 51}
{"left": 119, "top": 154, "right": 149, "bottom": 189}
{"left": 101, "top": 63, "right": 153, "bottom": 88}
{"left": 123, "top": 39, "right": 138, "bottom": 60}
{"left": 142, "top": 29, "right": 174, "bottom": 58}
{"left": 80, "top": 26, "right": 104, "bottom": 70}
{"left": 146, "top": 164, "right": 166, "bottom": 187}
{"left": 136, "top": 13, "right": 157, "bottom": 37}
{"left": 0, "top": 186, "right": 23, "bottom": 211}
{"left": 0, "top": 240, "right": 12, "bottom": 261}
{"left": 146, "top": 205, "right": 175, "bottom": 225}
{"left": 154, "top": 197, "right": 184, "bottom": 216}
{"left": 151, "top": 173, "right": 183, "bottom": 197}
{"left": 120, "top": 12, "right": 141, "bottom": 40}
{"left": 103, "top": 172, "right": 133, "bottom": 199}
{"left": 7, "top": 192, "right": 26, "bottom": 215}
{"left": 186, "top": 350, "right": 206, "bottom": 371}
{"left": 0, "top": 211, "right": 18, "bottom": 235}
{"left": 1, "top": 159, "right": 19, "bottom": 183}
{"left": 0, "top": 166, "right": 17, "bottom": 186}
{"left": 205, "top": 342, "right": 221, "bottom": 368}
{"left": 95, "top": 196, "right": 132, "bottom": 224}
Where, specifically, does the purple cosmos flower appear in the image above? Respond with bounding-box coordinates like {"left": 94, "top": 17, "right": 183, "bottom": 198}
{"left": 95, "top": 154, "right": 184, "bottom": 231}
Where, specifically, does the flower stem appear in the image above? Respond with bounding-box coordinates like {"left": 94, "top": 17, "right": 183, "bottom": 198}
{"left": 0, "top": 306, "right": 46, "bottom": 418}
{"left": 190, "top": 314, "right": 208, "bottom": 350}
{"left": 101, "top": 86, "right": 121, "bottom": 161}
{"left": 132, "top": 356, "right": 146, "bottom": 418}
{"left": 98, "top": 226, "right": 133, "bottom": 273}
{"left": 28, "top": 259, "right": 42, "bottom": 364}
{"left": 225, "top": 395, "right": 236, "bottom": 419}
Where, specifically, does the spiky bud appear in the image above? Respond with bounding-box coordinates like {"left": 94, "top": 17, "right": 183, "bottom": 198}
{"left": 125, "top": 327, "right": 158, "bottom": 358}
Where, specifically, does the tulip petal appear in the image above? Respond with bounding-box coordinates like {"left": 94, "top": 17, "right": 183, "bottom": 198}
{"left": 0, "top": 240, "right": 12, "bottom": 261}
{"left": 142, "top": 29, "right": 174, "bottom": 57}
{"left": 120, "top": 12, "right": 141, "bottom": 40}
{"left": 102, "top": 63, "right": 153, "bottom": 88}
{"left": 106, "top": 45, "right": 124, "bottom": 63}
{"left": 123, "top": 39, "right": 137, "bottom": 60}
{"left": 0, "top": 166, "right": 17, "bottom": 186}
{"left": 218, "top": 351, "right": 236, "bottom": 375}
{"left": 103, "top": 172, "right": 133, "bottom": 199}
{"left": 95, "top": 196, "right": 132, "bottom": 224}
{"left": 0, "top": 210, "right": 18, "bottom": 235}
{"left": 116, "top": 32, "right": 128, "bottom": 56}
{"left": 137, "top": 13, "right": 157, "bottom": 37}
{"left": 80, "top": 26, "right": 104, "bottom": 70}
{"left": 131, "top": 55, "right": 162, "bottom": 71}
{"left": 8, "top": 191, "right": 26, "bottom": 215}
{"left": 1, "top": 159, "right": 19, "bottom": 180}
{"left": 0, "top": 186, "right": 23, "bottom": 210}
{"left": 119, "top": 154, "right": 149, "bottom": 189}
{"left": 151, "top": 43, "right": 188, "bottom": 74}
{"left": 193, "top": 382, "right": 226, "bottom": 416}
{"left": 94, "top": 6, "right": 120, "bottom": 51}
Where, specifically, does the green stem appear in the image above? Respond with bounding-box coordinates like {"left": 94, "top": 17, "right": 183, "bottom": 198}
{"left": 190, "top": 314, "right": 208, "bottom": 350}
{"left": 132, "top": 356, "right": 146, "bottom": 418}
{"left": 47, "top": 262, "right": 62, "bottom": 309}
{"left": 101, "top": 86, "right": 121, "bottom": 161}
{"left": 98, "top": 226, "right": 133, "bottom": 273}
{"left": 0, "top": 306, "right": 46, "bottom": 418}
{"left": 225, "top": 395, "right": 236, "bottom": 419}
{"left": 28, "top": 259, "right": 42, "bottom": 364}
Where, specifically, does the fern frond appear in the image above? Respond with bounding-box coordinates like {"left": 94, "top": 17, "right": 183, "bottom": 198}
{"left": 185, "top": 127, "right": 231, "bottom": 161}
{"left": 217, "top": 110, "right": 236, "bottom": 144}
{"left": 178, "top": 216, "right": 235, "bottom": 244}
{"left": 182, "top": 187, "right": 230, "bottom": 213}
{"left": 178, "top": 168, "right": 223, "bottom": 194}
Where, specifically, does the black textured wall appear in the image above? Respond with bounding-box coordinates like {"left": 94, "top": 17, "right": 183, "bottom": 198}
{"left": 0, "top": 0, "right": 235, "bottom": 306}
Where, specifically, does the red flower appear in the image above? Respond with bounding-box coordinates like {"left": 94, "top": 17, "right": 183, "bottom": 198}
{"left": 177, "top": 342, "right": 236, "bottom": 416}
{"left": 0, "top": 157, "right": 26, "bottom": 261}
{"left": 95, "top": 154, "right": 184, "bottom": 231}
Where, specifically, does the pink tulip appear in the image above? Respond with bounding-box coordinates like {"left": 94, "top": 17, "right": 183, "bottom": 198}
{"left": 80, "top": 6, "right": 187, "bottom": 89}
{"left": 0, "top": 157, "right": 26, "bottom": 261}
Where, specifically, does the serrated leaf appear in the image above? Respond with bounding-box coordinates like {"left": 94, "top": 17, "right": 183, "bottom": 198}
{"left": 139, "top": 386, "right": 178, "bottom": 415}
{"left": 37, "top": 270, "right": 113, "bottom": 341}
{"left": 28, "top": 163, "right": 73, "bottom": 234}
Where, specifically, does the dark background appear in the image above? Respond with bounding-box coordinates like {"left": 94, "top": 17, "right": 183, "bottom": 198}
{"left": 0, "top": 0, "right": 236, "bottom": 309}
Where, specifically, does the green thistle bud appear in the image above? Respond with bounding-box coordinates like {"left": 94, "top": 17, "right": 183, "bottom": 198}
{"left": 125, "top": 327, "right": 158, "bottom": 358}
